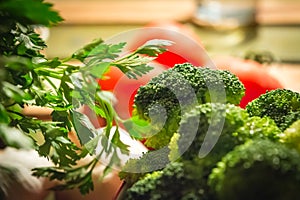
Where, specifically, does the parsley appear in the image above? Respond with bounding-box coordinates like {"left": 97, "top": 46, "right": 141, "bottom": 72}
{"left": 0, "top": 0, "right": 172, "bottom": 195}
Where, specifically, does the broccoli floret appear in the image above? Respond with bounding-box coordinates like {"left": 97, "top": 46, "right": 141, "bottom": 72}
{"left": 133, "top": 63, "right": 245, "bottom": 149}
{"left": 166, "top": 103, "right": 281, "bottom": 199}
{"left": 233, "top": 116, "right": 281, "bottom": 142}
{"left": 208, "top": 139, "right": 300, "bottom": 200}
{"left": 121, "top": 162, "right": 186, "bottom": 200}
{"left": 119, "top": 147, "right": 170, "bottom": 185}
{"left": 246, "top": 89, "right": 300, "bottom": 131}
{"left": 177, "top": 103, "right": 281, "bottom": 161}
{"left": 280, "top": 119, "right": 300, "bottom": 152}
{"left": 177, "top": 103, "right": 248, "bottom": 161}
{"left": 121, "top": 160, "right": 216, "bottom": 200}
{"left": 120, "top": 103, "right": 283, "bottom": 200}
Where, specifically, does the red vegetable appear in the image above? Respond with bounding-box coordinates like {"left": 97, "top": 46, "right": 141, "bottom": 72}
{"left": 213, "top": 56, "right": 284, "bottom": 108}
{"left": 128, "top": 20, "right": 209, "bottom": 68}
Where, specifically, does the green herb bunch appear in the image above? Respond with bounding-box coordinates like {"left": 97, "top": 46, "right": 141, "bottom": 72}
{"left": 0, "top": 0, "right": 170, "bottom": 194}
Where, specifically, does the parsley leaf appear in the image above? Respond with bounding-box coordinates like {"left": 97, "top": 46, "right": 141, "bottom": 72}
{"left": 0, "top": 0, "right": 63, "bottom": 26}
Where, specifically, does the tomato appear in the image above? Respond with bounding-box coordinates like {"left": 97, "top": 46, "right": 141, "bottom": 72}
{"left": 213, "top": 56, "right": 284, "bottom": 108}
{"left": 128, "top": 20, "right": 212, "bottom": 68}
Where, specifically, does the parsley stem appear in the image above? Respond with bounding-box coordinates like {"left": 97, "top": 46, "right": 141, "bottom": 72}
{"left": 7, "top": 109, "right": 24, "bottom": 117}
{"left": 43, "top": 76, "right": 58, "bottom": 90}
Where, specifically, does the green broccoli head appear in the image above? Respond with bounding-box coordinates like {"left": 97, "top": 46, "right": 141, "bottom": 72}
{"left": 176, "top": 103, "right": 280, "bottom": 161}
{"left": 246, "top": 89, "right": 300, "bottom": 131}
{"left": 177, "top": 103, "right": 248, "bottom": 161}
{"left": 233, "top": 116, "right": 281, "bottom": 142}
{"left": 280, "top": 119, "right": 300, "bottom": 152}
{"left": 167, "top": 103, "right": 282, "bottom": 199}
{"left": 208, "top": 139, "right": 300, "bottom": 200}
{"left": 121, "top": 161, "right": 186, "bottom": 200}
{"left": 120, "top": 103, "right": 283, "bottom": 200}
{"left": 133, "top": 63, "right": 245, "bottom": 149}
{"left": 121, "top": 159, "right": 216, "bottom": 200}
{"left": 118, "top": 147, "right": 170, "bottom": 185}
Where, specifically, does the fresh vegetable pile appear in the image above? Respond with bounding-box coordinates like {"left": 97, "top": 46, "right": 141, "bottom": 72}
{"left": 118, "top": 63, "right": 300, "bottom": 200}
{"left": 0, "top": 0, "right": 296, "bottom": 199}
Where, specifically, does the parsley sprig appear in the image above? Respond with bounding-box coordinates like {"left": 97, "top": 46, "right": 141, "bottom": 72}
{"left": 0, "top": 0, "right": 172, "bottom": 195}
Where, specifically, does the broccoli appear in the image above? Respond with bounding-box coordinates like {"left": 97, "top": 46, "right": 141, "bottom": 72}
{"left": 176, "top": 103, "right": 281, "bottom": 161}
{"left": 121, "top": 160, "right": 217, "bottom": 200}
{"left": 280, "top": 119, "right": 300, "bottom": 152}
{"left": 133, "top": 63, "right": 245, "bottom": 149}
{"left": 119, "top": 103, "right": 282, "bottom": 200}
{"left": 118, "top": 147, "right": 170, "bottom": 185}
{"left": 246, "top": 89, "right": 300, "bottom": 131}
{"left": 119, "top": 65, "right": 298, "bottom": 200}
{"left": 177, "top": 103, "right": 248, "bottom": 161}
{"left": 173, "top": 103, "right": 281, "bottom": 199}
{"left": 208, "top": 139, "right": 300, "bottom": 200}
{"left": 120, "top": 162, "right": 186, "bottom": 200}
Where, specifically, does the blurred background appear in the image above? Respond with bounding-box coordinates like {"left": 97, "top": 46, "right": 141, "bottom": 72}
{"left": 44, "top": 0, "right": 300, "bottom": 93}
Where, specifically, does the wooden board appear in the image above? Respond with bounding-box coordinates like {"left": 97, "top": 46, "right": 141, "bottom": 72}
{"left": 47, "top": 0, "right": 300, "bottom": 25}
{"left": 257, "top": 0, "right": 300, "bottom": 25}
{"left": 48, "top": 0, "right": 196, "bottom": 24}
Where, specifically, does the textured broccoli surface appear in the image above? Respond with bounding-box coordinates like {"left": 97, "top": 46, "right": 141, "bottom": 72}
{"left": 121, "top": 160, "right": 216, "bottom": 200}
{"left": 208, "top": 139, "right": 300, "bottom": 200}
{"left": 177, "top": 103, "right": 281, "bottom": 161}
{"left": 280, "top": 120, "right": 300, "bottom": 152}
{"left": 118, "top": 147, "right": 170, "bottom": 185}
{"left": 121, "top": 162, "right": 186, "bottom": 200}
{"left": 119, "top": 103, "right": 283, "bottom": 200}
{"left": 177, "top": 103, "right": 247, "bottom": 161}
{"left": 133, "top": 63, "right": 245, "bottom": 149}
{"left": 119, "top": 66, "right": 300, "bottom": 200}
{"left": 246, "top": 89, "right": 300, "bottom": 131}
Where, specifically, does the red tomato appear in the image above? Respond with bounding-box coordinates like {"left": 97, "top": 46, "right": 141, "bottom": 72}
{"left": 128, "top": 20, "right": 212, "bottom": 68}
{"left": 213, "top": 56, "right": 284, "bottom": 108}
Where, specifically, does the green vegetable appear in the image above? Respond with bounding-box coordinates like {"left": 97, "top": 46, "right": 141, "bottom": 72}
{"left": 123, "top": 162, "right": 185, "bottom": 200}
{"left": 177, "top": 103, "right": 281, "bottom": 161}
{"left": 119, "top": 103, "right": 282, "bottom": 199}
{"left": 118, "top": 147, "right": 170, "bottom": 185}
{"left": 176, "top": 103, "right": 281, "bottom": 199}
{"left": 132, "top": 63, "right": 245, "bottom": 149}
{"left": 246, "top": 88, "right": 300, "bottom": 131}
{"left": 0, "top": 0, "right": 172, "bottom": 195}
{"left": 280, "top": 120, "right": 300, "bottom": 152}
{"left": 208, "top": 139, "right": 300, "bottom": 200}
{"left": 119, "top": 161, "right": 206, "bottom": 200}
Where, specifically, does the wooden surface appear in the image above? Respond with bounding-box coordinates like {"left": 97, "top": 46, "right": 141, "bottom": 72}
{"left": 257, "top": 0, "right": 300, "bottom": 25}
{"left": 48, "top": 0, "right": 196, "bottom": 24}
{"left": 47, "top": 0, "right": 300, "bottom": 25}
